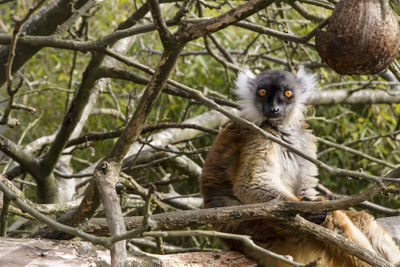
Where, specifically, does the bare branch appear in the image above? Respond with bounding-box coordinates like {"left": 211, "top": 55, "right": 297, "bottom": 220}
{"left": 309, "top": 88, "right": 400, "bottom": 105}
{"left": 0, "top": 135, "right": 41, "bottom": 178}
{"left": 4, "top": 0, "right": 46, "bottom": 93}
{"left": 209, "top": 34, "right": 236, "bottom": 64}
{"left": 288, "top": 0, "right": 325, "bottom": 22}
{"left": 204, "top": 36, "right": 241, "bottom": 71}
{"left": 179, "top": 0, "right": 276, "bottom": 42}
{"left": 0, "top": 175, "right": 82, "bottom": 214}
{"left": 317, "top": 137, "right": 397, "bottom": 169}
{"left": 234, "top": 19, "right": 328, "bottom": 45}
{"left": 148, "top": 0, "right": 174, "bottom": 46}
{"left": 93, "top": 161, "right": 128, "bottom": 265}
{"left": 39, "top": 54, "right": 105, "bottom": 178}
{"left": 87, "top": 169, "right": 400, "bottom": 231}
{"left": 106, "top": 48, "right": 185, "bottom": 163}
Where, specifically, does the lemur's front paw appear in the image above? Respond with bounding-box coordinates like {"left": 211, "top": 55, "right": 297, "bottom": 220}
{"left": 299, "top": 195, "right": 326, "bottom": 201}
{"left": 298, "top": 196, "right": 313, "bottom": 201}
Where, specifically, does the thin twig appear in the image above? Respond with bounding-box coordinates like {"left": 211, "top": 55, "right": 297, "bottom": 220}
{"left": 288, "top": 0, "right": 325, "bottom": 22}
{"left": 317, "top": 137, "right": 398, "bottom": 169}
{"left": 318, "top": 130, "right": 400, "bottom": 157}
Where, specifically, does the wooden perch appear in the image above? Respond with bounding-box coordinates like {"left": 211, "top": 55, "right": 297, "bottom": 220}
{"left": 0, "top": 237, "right": 256, "bottom": 267}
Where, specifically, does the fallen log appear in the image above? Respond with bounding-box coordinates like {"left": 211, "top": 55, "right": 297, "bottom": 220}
{"left": 0, "top": 237, "right": 256, "bottom": 266}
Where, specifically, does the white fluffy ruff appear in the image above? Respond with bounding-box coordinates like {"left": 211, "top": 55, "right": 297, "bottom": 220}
{"left": 234, "top": 68, "right": 263, "bottom": 124}
{"left": 234, "top": 67, "right": 317, "bottom": 127}
{"left": 296, "top": 66, "right": 317, "bottom": 104}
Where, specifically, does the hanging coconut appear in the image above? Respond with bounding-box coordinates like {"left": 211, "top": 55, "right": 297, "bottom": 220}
{"left": 315, "top": 0, "right": 400, "bottom": 75}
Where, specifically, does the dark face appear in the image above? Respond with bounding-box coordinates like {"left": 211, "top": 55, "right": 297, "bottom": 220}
{"left": 254, "top": 70, "right": 297, "bottom": 120}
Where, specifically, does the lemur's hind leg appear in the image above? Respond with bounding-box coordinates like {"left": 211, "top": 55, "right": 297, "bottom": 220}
{"left": 341, "top": 210, "right": 400, "bottom": 265}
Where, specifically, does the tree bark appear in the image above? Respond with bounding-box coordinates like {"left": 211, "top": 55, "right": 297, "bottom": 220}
{"left": 0, "top": 237, "right": 256, "bottom": 267}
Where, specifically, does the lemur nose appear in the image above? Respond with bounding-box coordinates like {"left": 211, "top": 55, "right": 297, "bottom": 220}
{"left": 271, "top": 107, "right": 280, "bottom": 113}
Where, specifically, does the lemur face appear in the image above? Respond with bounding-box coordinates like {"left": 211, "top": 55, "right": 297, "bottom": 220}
{"left": 235, "top": 67, "right": 316, "bottom": 126}
{"left": 254, "top": 70, "right": 297, "bottom": 120}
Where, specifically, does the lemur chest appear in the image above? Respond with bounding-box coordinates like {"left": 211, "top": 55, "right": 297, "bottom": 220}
{"left": 242, "top": 128, "right": 317, "bottom": 193}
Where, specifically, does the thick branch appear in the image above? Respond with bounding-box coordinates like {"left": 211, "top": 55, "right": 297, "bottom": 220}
{"left": 92, "top": 13, "right": 186, "bottom": 264}
{"left": 107, "top": 47, "right": 185, "bottom": 163}
{"left": 0, "top": 175, "right": 81, "bottom": 214}
{"left": 93, "top": 161, "right": 127, "bottom": 266}
{"left": 179, "top": 0, "right": 276, "bottom": 42}
{"left": 88, "top": 179, "right": 390, "bottom": 232}
{"left": 39, "top": 54, "right": 105, "bottom": 178}
{"left": 0, "top": 135, "right": 40, "bottom": 178}
{"left": 148, "top": 0, "right": 174, "bottom": 46}
{"left": 0, "top": 175, "right": 109, "bottom": 247}
{"left": 1, "top": 171, "right": 393, "bottom": 267}
{"left": 309, "top": 88, "right": 400, "bottom": 105}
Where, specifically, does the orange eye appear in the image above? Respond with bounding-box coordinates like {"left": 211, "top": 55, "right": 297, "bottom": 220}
{"left": 258, "top": 89, "right": 267, "bottom": 96}
{"left": 284, "top": 90, "right": 293, "bottom": 98}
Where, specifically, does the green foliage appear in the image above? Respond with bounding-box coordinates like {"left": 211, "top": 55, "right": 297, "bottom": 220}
{"left": 311, "top": 101, "right": 400, "bottom": 207}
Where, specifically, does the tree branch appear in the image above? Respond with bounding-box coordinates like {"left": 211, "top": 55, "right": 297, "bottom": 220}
{"left": 0, "top": 135, "right": 40, "bottom": 178}
{"left": 309, "top": 88, "right": 400, "bottom": 105}
{"left": 288, "top": 0, "right": 325, "bottom": 22}
{"left": 179, "top": 0, "right": 276, "bottom": 42}
{"left": 87, "top": 169, "right": 400, "bottom": 231}
{"left": 39, "top": 54, "right": 105, "bottom": 178}
{"left": 148, "top": 0, "right": 175, "bottom": 47}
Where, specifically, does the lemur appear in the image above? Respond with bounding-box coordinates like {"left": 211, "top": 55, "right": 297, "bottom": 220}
{"left": 199, "top": 68, "right": 400, "bottom": 267}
